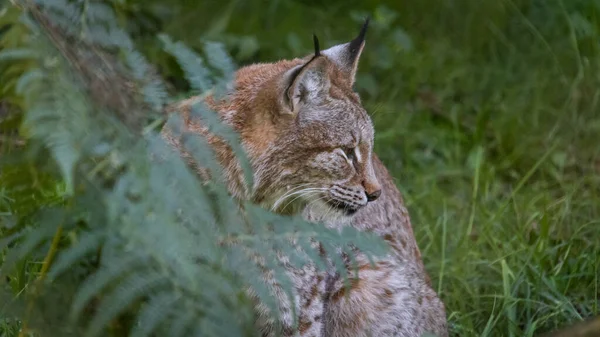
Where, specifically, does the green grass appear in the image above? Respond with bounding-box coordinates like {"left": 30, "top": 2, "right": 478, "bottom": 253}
{"left": 2, "top": 0, "right": 600, "bottom": 336}
{"left": 362, "top": 1, "right": 600, "bottom": 335}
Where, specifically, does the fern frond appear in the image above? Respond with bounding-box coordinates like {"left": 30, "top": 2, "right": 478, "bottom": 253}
{"left": 35, "top": 0, "right": 82, "bottom": 37}
{"left": 0, "top": 208, "right": 64, "bottom": 275}
{"left": 1, "top": 2, "right": 389, "bottom": 336}
{"left": 159, "top": 34, "right": 214, "bottom": 93}
{"left": 203, "top": 41, "right": 236, "bottom": 79}
{"left": 70, "top": 253, "right": 148, "bottom": 320}
{"left": 188, "top": 102, "right": 254, "bottom": 190}
{"left": 0, "top": 48, "right": 40, "bottom": 61}
{"left": 202, "top": 40, "right": 235, "bottom": 96}
{"left": 168, "top": 310, "right": 197, "bottom": 337}
{"left": 15, "top": 68, "right": 45, "bottom": 94}
{"left": 84, "top": 272, "right": 170, "bottom": 337}
{"left": 124, "top": 48, "right": 169, "bottom": 111}
{"left": 83, "top": 24, "right": 133, "bottom": 50}
{"left": 82, "top": 1, "right": 119, "bottom": 27}
{"left": 0, "top": 232, "right": 24, "bottom": 252}
{"left": 130, "top": 293, "right": 177, "bottom": 337}
{"left": 46, "top": 230, "right": 105, "bottom": 281}
{"left": 22, "top": 82, "right": 89, "bottom": 195}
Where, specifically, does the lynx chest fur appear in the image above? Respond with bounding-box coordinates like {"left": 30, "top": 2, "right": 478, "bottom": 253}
{"left": 162, "top": 20, "right": 448, "bottom": 337}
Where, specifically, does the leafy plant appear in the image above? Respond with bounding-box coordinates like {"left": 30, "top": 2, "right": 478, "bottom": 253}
{"left": 0, "top": 1, "right": 386, "bottom": 337}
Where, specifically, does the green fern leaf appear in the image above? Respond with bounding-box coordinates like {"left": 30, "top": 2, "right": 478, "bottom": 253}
{"left": 84, "top": 24, "right": 133, "bottom": 50}
{"left": 15, "top": 68, "right": 45, "bottom": 95}
{"left": 203, "top": 41, "right": 235, "bottom": 80}
{"left": 159, "top": 34, "right": 214, "bottom": 93}
{"left": 0, "top": 232, "right": 23, "bottom": 252}
{"left": 0, "top": 48, "right": 40, "bottom": 61}
{"left": 1, "top": 2, "right": 390, "bottom": 336}
{"left": 188, "top": 103, "right": 254, "bottom": 190}
{"left": 84, "top": 2, "right": 119, "bottom": 26}
{"left": 47, "top": 230, "right": 105, "bottom": 281}
{"left": 130, "top": 293, "right": 178, "bottom": 337}
{"left": 0, "top": 209, "right": 63, "bottom": 275}
{"left": 84, "top": 272, "right": 170, "bottom": 337}
{"left": 70, "top": 253, "right": 147, "bottom": 320}
{"left": 168, "top": 310, "right": 196, "bottom": 337}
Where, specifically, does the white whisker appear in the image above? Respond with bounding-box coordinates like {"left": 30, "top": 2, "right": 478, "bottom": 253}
{"left": 270, "top": 183, "right": 317, "bottom": 210}
{"left": 321, "top": 199, "right": 337, "bottom": 222}
{"left": 305, "top": 194, "right": 329, "bottom": 209}
{"left": 280, "top": 189, "right": 326, "bottom": 211}
{"left": 276, "top": 188, "right": 325, "bottom": 210}
{"left": 271, "top": 185, "right": 324, "bottom": 211}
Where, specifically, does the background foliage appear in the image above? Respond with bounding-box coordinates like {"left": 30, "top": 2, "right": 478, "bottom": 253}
{"left": 1, "top": 0, "right": 600, "bottom": 337}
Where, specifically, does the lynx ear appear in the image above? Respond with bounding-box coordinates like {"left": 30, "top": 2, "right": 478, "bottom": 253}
{"left": 322, "top": 18, "right": 369, "bottom": 84}
{"left": 281, "top": 56, "right": 330, "bottom": 115}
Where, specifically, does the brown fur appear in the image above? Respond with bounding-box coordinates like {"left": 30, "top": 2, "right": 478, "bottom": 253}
{"left": 161, "top": 22, "right": 448, "bottom": 337}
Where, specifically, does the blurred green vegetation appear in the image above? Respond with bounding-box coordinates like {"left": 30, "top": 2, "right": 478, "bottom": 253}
{"left": 2, "top": 0, "right": 600, "bottom": 336}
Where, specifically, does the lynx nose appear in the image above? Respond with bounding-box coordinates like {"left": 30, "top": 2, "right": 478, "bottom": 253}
{"left": 363, "top": 178, "right": 381, "bottom": 202}
{"left": 365, "top": 189, "right": 381, "bottom": 202}
{"left": 362, "top": 161, "right": 381, "bottom": 202}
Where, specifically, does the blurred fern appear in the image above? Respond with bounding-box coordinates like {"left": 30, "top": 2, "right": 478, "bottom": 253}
{"left": 0, "top": 1, "right": 386, "bottom": 337}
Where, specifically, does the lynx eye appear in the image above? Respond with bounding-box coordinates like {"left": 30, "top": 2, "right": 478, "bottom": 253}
{"left": 343, "top": 147, "right": 356, "bottom": 162}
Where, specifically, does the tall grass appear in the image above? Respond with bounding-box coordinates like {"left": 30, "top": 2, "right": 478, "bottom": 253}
{"left": 366, "top": 1, "right": 600, "bottom": 335}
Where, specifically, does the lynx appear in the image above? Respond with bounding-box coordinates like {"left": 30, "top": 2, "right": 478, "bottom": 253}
{"left": 162, "top": 19, "right": 448, "bottom": 337}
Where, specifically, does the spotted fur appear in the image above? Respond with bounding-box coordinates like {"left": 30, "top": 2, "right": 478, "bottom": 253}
{"left": 161, "top": 19, "right": 448, "bottom": 337}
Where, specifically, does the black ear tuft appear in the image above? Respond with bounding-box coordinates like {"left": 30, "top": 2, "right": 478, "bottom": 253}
{"left": 348, "top": 17, "right": 369, "bottom": 55}
{"left": 313, "top": 34, "right": 321, "bottom": 57}
{"left": 320, "top": 17, "right": 369, "bottom": 84}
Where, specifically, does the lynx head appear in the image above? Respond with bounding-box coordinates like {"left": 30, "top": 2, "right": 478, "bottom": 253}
{"left": 234, "top": 19, "right": 381, "bottom": 222}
